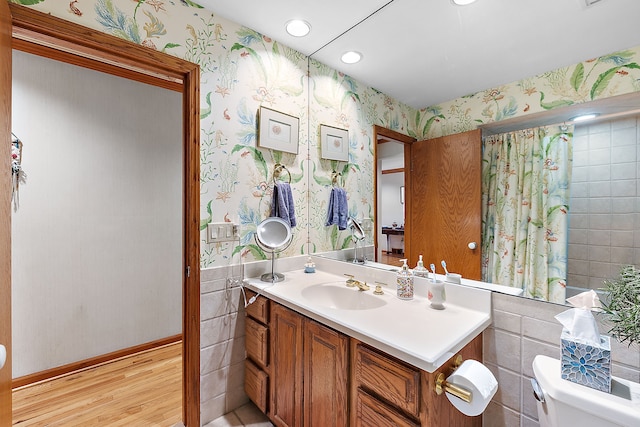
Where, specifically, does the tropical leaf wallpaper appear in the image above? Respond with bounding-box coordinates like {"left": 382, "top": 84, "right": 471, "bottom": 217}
{"left": 14, "top": 0, "right": 640, "bottom": 268}
{"left": 419, "top": 50, "right": 640, "bottom": 139}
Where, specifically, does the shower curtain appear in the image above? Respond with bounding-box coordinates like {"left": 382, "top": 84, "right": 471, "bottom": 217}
{"left": 481, "top": 124, "right": 573, "bottom": 304}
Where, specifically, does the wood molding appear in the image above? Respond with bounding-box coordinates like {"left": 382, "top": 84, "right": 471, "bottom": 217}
{"left": 372, "top": 125, "right": 416, "bottom": 263}
{"left": 9, "top": 3, "right": 191, "bottom": 80}
{"left": 12, "top": 335, "right": 182, "bottom": 390}
{"left": 375, "top": 126, "right": 415, "bottom": 145}
{"left": 9, "top": 5, "right": 201, "bottom": 426}
{"left": 12, "top": 38, "right": 181, "bottom": 92}
{"left": 382, "top": 168, "right": 404, "bottom": 175}
{"left": 1, "top": 0, "right": 13, "bottom": 424}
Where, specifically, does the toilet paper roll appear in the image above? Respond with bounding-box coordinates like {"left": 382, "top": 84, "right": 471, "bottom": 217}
{"left": 445, "top": 360, "right": 498, "bottom": 416}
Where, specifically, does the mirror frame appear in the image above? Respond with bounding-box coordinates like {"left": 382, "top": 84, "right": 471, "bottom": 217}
{"left": 256, "top": 217, "right": 293, "bottom": 251}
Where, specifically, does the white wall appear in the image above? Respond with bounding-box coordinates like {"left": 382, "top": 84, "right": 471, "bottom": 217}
{"left": 11, "top": 51, "right": 183, "bottom": 377}
{"left": 377, "top": 142, "right": 405, "bottom": 256}
{"left": 380, "top": 172, "right": 405, "bottom": 252}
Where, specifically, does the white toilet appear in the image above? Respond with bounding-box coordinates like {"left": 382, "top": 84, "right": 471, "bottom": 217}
{"left": 532, "top": 355, "right": 640, "bottom": 427}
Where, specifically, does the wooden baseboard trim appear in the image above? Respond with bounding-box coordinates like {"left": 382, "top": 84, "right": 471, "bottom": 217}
{"left": 12, "top": 334, "right": 182, "bottom": 390}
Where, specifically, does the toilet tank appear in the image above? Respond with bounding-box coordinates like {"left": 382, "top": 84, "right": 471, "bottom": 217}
{"left": 532, "top": 355, "right": 640, "bottom": 427}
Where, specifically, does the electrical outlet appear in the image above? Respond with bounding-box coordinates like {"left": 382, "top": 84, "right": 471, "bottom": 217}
{"left": 206, "top": 222, "right": 238, "bottom": 243}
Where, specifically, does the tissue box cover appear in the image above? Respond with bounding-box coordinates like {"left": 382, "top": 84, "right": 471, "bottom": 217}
{"left": 560, "top": 329, "right": 611, "bottom": 393}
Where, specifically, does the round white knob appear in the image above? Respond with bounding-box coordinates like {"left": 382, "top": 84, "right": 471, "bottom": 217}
{"left": 468, "top": 242, "right": 477, "bottom": 250}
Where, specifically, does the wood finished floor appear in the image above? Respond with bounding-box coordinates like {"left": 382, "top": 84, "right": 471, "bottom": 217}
{"left": 12, "top": 342, "right": 182, "bottom": 427}
{"left": 380, "top": 250, "right": 403, "bottom": 265}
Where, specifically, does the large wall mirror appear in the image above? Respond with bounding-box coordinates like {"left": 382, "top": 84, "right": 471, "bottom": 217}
{"left": 309, "top": 25, "right": 640, "bottom": 308}
{"left": 313, "top": 91, "right": 640, "bottom": 306}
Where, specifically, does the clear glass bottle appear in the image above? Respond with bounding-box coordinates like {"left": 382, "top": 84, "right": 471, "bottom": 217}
{"left": 413, "top": 255, "right": 428, "bottom": 278}
{"left": 396, "top": 258, "right": 414, "bottom": 300}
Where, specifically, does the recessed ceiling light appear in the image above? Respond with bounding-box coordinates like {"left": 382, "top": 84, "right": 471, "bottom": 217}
{"left": 285, "top": 19, "right": 311, "bottom": 37}
{"left": 570, "top": 113, "right": 599, "bottom": 122}
{"left": 341, "top": 51, "right": 362, "bottom": 64}
{"left": 452, "top": 0, "right": 478, "bottom": 5}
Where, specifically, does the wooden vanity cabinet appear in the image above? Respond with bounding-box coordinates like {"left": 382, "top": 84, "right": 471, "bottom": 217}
{"left": 245, "top": 294, "right": 483, "bottom": 427}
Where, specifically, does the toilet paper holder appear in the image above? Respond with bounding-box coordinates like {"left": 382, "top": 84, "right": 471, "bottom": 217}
{"left": 434, "top": 355, "right": 472, "bottom": 403}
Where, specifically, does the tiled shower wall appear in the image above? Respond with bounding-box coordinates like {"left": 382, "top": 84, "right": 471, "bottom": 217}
{"left": 567, "top": 115, "right": 640, "bottom": 290}
{"left": 483, "top": 292, "right": 640, "bottom": 427}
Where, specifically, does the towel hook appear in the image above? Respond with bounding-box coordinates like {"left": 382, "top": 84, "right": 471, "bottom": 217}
{"left": 331, "top": 170, "right": 344, "bottom": 187}
{"left": 273, "top": 163, "right": 291, "bottom": 184}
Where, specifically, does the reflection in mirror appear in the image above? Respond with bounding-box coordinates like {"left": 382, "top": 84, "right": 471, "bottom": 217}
{"left": 255, "top": 217, "right": 293, "bottom": 282}
{"left": 374, "top": 126, "right": 414, "bottom": 265}
{"left": 481, "top": 123, "right": 573, "bottom": 304}
{"left": 347, "top": 217, "right": 366, "bottom": 264}
{"left": 317, "top": 102, "right": 640, "bottom": 306}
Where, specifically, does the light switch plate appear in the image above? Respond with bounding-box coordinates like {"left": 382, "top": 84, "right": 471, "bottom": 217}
{"left": 206, "top": 222, "right": 238, "bottom": 243}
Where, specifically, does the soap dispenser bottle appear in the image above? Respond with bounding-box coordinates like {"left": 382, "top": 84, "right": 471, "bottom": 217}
{"left": 397, "top": 258, "right": 414, "bottom": 300}
{"left": 413, "top": 255, "right": 428, "bottom": 278}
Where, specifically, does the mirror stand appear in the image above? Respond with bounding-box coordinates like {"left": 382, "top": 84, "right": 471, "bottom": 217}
{"left": 348, "top": 217, "right": 366, "bottom": 264}
{"left": 262, "top": 252, "right": 285, "bottom": 283}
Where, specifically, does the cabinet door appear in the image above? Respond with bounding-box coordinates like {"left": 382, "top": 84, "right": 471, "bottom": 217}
{"left": 246, "top": 317, "right": 269, "bottom": 369}
{"left": 245, "top": 359, "right": 269, "bottom": 414}
{"left": 304, "top": 320, "right": 349, "bottom": 427}
{"left": 270, "top": 304, "right": 304, "bottom": 427}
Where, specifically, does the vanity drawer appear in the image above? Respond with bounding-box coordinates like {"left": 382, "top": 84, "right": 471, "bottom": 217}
{"left": 245, "top": 317, "right": 269, "bottom": 368}
{"left": 245, "top": 290, "right": 270, "bottom": 324}
{"left": 353, "top": 342, "right": 420, "bottom": 418}
{"left": 354, "top": 388, "right": 419, "bottom": 427}
{"left": 245, "top": 359, "right": 269, "bottom": 413}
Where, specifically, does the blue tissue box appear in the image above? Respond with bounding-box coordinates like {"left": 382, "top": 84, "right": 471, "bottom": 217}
{"left": 560, "top": 329, "right": 611, "bottom": 393}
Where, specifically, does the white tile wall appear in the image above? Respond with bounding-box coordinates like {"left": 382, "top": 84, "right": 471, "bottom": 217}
{"left": 483, "top": 292, "right": 640, "bottom": 427}
{"left": 199, "top": 256, "right": 307, "bottom": 425}
{"left": 568, "top": 115, "right": 640, "bottom": 290}
{"left": 200, "top": 265, "right": 248, "bottom": 425}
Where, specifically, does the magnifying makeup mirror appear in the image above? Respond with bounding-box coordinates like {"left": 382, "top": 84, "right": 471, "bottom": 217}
{"left": 255, "top": 217, "right": 293, "bottom": 282}
{"left": 347, "top": 217, "right": 366, "bottom": 264}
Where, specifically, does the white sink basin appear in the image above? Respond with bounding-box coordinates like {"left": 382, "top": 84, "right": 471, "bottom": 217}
{"left": 301, "top": 283, "right": 387, "bottom": 310}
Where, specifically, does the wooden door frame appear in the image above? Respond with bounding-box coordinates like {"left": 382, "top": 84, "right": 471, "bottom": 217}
{"left": 8, "top": 4, "right": 200, "bottom": 426}
{"left": 372, "top": 125, "right": 416, "bottom": 262}
{"left": 1, "top": 0, "right": 12, "bottom": 425}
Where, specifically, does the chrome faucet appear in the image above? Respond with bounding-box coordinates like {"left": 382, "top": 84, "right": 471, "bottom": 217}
{"left": 344, "top": 274, "right": 370, "bottom": 291}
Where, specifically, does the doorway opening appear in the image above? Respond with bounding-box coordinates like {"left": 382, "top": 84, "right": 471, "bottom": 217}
{"left": 373, "top": 125, "right": 415, "bottom": 265}
{"left": 7, "top": 5, "right": 200, "bottom": 426}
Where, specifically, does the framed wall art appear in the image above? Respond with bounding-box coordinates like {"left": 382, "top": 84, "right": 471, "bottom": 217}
{"left": 320, "top": 125, "right": 349, "bottom": 161}
{"left": 258, "top": 106, "right": 299, "bottom": 154}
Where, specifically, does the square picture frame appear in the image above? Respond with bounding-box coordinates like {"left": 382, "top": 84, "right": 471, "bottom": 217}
{"left": 258, "top": 106, "right": 299, "bottom": 154}
{"left": 320, "top": 125, "right": 349, "bottom": 162}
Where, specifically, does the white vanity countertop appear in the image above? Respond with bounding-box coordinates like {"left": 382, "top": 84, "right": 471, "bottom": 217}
{"left": 244, "top": 266, "right": 491, "bottom": 373}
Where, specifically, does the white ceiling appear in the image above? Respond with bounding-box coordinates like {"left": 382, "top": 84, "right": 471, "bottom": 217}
{"left": 197, "top": 0, "right": 640, "bottom": 110}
